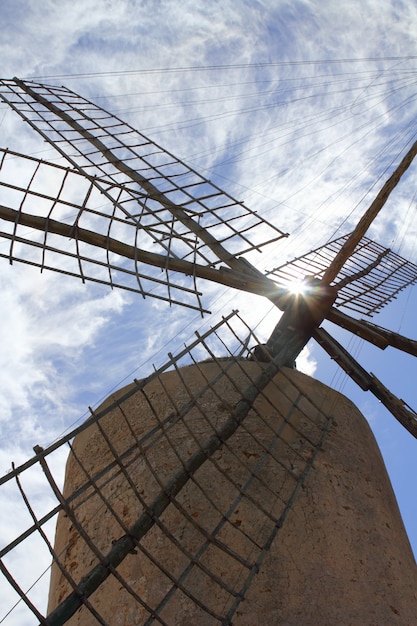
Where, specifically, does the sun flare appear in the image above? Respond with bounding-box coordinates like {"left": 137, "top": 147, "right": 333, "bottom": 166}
{"left": 287, "top": 280, "right": 308, "bottom": 295}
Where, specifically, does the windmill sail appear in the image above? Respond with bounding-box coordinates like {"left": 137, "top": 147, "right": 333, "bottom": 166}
{"left": 267, "top": 233, "right": 417, "bottom": 317}
{"left": 0, "top": 312, "right": 334, "bottom": 625}
{"left": 1, "top": 78, "right": 416, "bottom": 429}
{"left": 1, "top": 78, "right": 417, "bottom": 316}
{"left": 0, "top": 78, "right": 288, "bottom": 315}
{"left": 1, "top": 78, "right": 417, "bottom": 625}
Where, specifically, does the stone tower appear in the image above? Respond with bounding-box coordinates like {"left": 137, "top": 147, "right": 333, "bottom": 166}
{"left": 47, "top": 361, "right": 417, "bottom": 625}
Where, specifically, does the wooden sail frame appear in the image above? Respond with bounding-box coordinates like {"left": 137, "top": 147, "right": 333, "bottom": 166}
{"left": 0, "top": 77, "right": 417, "bottom": 625}
{"left": 0, "top": 312, "right": 334, "bottom": 625}
{"left": 0, "top": 79, "right": 288, "bottom": 265}
{"left": 267, "top": 233, "right": 417, "bottom": 317}
{"left": 0, "top": 77, "right": 416, "bottom": 427}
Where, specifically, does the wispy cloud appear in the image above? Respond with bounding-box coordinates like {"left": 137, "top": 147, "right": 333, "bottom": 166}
{"left": 1, "top": 1, "right": 417, "bottom": 623}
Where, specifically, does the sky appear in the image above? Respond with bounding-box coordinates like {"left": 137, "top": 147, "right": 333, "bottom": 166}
{"left": 1, "top": 0, "right": 417, "bottom": 623}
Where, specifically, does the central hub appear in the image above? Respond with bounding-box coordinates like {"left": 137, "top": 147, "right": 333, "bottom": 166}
{"left": 264, "top": 277, "right": 338, "bottom": 366}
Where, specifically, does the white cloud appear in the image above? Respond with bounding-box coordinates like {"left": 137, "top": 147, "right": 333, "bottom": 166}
{"left": 0, "top": 263, "right": 126, "bottom": 437}
{"left": 295, "top": 343, "right": 317, "bottom": 376}
{"left": 1, "top": 1, "right": 417, "bottom": 623}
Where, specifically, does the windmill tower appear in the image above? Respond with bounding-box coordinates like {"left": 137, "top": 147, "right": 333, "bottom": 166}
{"left": 0, "top": 78, "right": 416, "bottom": 625}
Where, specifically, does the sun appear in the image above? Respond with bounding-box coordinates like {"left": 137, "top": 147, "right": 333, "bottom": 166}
{"left": 287, "top": 279, "right": 309, "bottom": 295}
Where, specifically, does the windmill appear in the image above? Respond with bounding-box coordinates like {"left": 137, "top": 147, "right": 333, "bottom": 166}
{"left": 0, "top": 77, "right": 416, "bottom": 625}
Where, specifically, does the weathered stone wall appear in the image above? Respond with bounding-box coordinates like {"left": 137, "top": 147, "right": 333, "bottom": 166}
{"left": 48, "top": 363, "right": 417, "bottom": 625}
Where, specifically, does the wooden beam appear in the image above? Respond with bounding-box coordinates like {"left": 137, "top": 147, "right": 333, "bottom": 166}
{"left": 327, "top": 307, "right": 417, "bottom": 357}
{"left": 322, "top": 137, "right": 417, "bottom": 285}
{"left": 313, "top": 327, "right": 417, "bottom": 438}
{"left": 265, "top": 278, "right": 337, "bottom": 364}
{"left": 14, "top": 78, "right": 265, "bottom": 279}
{"left": 313, "top": 326, "right": 372, "bottom": 390}
{"left": 326, "top": 308, "right": 388, "bottom": 349}
{"left": 0, "top": 203, "right": 285, "bottom": 302}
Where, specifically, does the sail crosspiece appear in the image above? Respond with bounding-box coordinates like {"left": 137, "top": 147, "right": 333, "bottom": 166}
{"left": 0, "top": 312, "right": 333, "bottom": 625}
{"left": 0, "top": 76, "right": 416, "bottom": 426}
{"left": 1, "top": 78, "right": 417, "bottom": 317}
{"left": 267, "top": 233, "right": 417, "bottom": 317}
{"left": 1, "top": 77, "right": 417, "bottom": 625}
{"left": 0, "top": 148, "right": 209, "bottom": 311}
{"left": 0, "top": 78, "right": 288, "bottom": 315}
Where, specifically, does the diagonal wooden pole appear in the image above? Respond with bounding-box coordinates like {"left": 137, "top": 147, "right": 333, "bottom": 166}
{"left": 263, "top": 138, "right": 417, "bottom": 376}
{"left": 321, "top": 137, "right": 417, "bottom": 285}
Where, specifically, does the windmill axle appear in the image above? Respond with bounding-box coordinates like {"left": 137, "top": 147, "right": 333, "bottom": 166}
{"left": 266, "top": 277, "right": 338, "bottom": 367}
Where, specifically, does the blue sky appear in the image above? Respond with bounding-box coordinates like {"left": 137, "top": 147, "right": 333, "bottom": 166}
{"left": 1, "top": 1, "right": 417, "bottom": 623}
